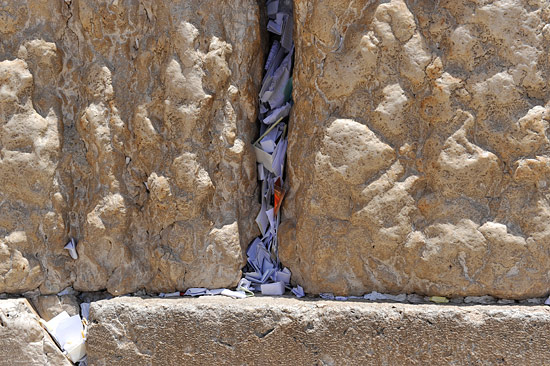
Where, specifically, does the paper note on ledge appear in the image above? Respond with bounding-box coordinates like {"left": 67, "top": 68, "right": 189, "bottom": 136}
{"left": 261, "top": 281, "right": 285, "bottom": 296}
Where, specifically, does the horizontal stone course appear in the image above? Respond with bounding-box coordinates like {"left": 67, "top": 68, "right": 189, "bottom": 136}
{"left": 87, "top": 296, "right": 550, "bottom": 365}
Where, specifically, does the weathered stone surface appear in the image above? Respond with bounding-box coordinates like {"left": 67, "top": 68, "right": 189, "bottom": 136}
{"left": 30, "top": 294, "right": 80, "bottom": 322}
{"left": 0, "top": 298, "right": 71, "bottom": 365}
{"left": 0, "top": 0, "right": 262, "bottom": 295}
{"left": 281, "top": 0, "right": 550, "bottom": 297}
{"left": 88, "top": 297, "right": 550, "bottom": 365}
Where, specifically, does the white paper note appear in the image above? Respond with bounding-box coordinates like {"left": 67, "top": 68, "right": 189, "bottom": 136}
{"left": 221, "top": 289, "right": 247, "bottom": 299}
{"left": 291, "top": 285, "right": 305, "bottom": 298}
{"left": 64, "top": 238, "right": 78, "bottom": 259}
{"left": 184, "top": 288, "right": 208, "bottom": 296}
{"left": 275, "top": 268, "right": 291, "bottom": 284}
{"left": 261, "top": 281, "right": 285, "bottom": 296}
{"left": 263, "top": 102, "right": 291, "bottom": 125}
{"left": 255, "top": 200, "right": 270, "bottom": 236}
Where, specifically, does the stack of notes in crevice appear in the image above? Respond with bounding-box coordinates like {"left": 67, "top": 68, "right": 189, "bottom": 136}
{"left": 245, "top": 0, "right": 298, "bottom": 296}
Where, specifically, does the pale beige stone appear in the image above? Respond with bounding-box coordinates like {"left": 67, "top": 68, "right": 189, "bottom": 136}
{"left": 87, "top": 297, "right": 550, "bottom": 365}
{"left": 0, "top": 0, "right": 262, "bottom": 295}
{"left": 0, "top": 59, "right": 63, "bottom": 294}
{"left": 30, "top": 294, "right": 80, "bottom": 322}
{"left": 0, "top": 298, "right": 71, "bottom": 365}
{"left": 282, "top": 0, "right": 550, "bottom": 298}
{"left": 3, "top": 0, "right": 550, "bottom": 300}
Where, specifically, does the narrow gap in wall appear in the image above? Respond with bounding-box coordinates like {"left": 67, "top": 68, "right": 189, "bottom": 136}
{"left": 240, "top": 0, "right": 301, "bottom": 297}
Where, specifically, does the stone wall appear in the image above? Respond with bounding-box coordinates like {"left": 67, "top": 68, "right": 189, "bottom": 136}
{"left": 0, "top": 0, "right": 262, "bottom": 295}
{"left": 3, "top": 0, "right": 550, "bottom": 299}
{"left": 280, "top": 0, "right": 550, "bottom": 298}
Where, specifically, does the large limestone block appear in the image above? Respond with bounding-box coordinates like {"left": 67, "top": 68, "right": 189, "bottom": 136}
{"left": 282, "top": 0, "right": 550, "bottom": 297}
{"left": 0, "top": 0, "right": 262, "bottom": 295}
{"left": 0, "top": 298, "right": 72, "bottom": 365}
{"left": 87, "top": 297, "right": 550, "bottom": 365}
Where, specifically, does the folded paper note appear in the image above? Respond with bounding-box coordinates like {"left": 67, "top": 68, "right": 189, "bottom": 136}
{"left": 263, "top": 102, "right": 291, "bottom": 125}
{"left": 221, "top": 289, "right": 247, "bottom": 299}
{"left": 80, "top": 303, "right": 90, "bottom": 321}
{"left": 267, "top": 0, "right": 279, "bottom": 18}
{"left": 265, "top": 41, "right": 280, "bottom": 71}
{"left": 267, "top": 13, "right": 287, "bottom": 35}
{"left": 255, "top": 200, "right": 270, "bottom": 236}
{"left": 184, "top": 288, "right": 209, "bottom": 296}
{"left": 261, "top": 281, "right": 285, "bottom": 296}
{"left": 64, "top": 238, "right": 78, "bottom": 259}
{"left": 275, "top": 268, "right": 291, "bottom": 284}
{"left": 159, "top": 291, "right": 181, "bottom": 298}
{"left": 42, "top": 311, "right": 86, "bottom": 363}
{"left": 291, "top": 285, "right": 305, "bottom": 298}
{"left": 281, "top": 14, "right": 294, "bottom": 51}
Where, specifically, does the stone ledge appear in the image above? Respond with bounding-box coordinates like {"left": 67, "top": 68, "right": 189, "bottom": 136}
{"left": 0, "top": 299, "right": 72, "bottom": 366}
{"left": 87, "top": 296, "right": 550, "bottom": 365}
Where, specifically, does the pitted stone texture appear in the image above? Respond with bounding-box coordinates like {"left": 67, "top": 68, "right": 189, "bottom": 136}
{"left": 0, "top": 298, "right": 72, "bottom": 365}
{"left": 281, "top": 0, "right": 550, "bottom": 297}
{"left": 0, "top": 59, "right": 64, "bottom": 294}
{"left": 0, "top": 0, "right": 262, "bottom": 295}
{"left": 30, "top": 294, "right": 80, "bottom": 322}
{"left": 87, "top": 297, "right": 550, "bottom": 365}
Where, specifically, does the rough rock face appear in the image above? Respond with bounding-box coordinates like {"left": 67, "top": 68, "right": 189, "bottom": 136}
{"left": 30, "top": 294, "right": 80, "bottom": 322}
{"left": 0, "top": 298, "right": 72, "bottom": 365}
{"left": 0, "top": 0, "right": 262, "bottom": 295}
{"left": 4, "top": 0, "right": 550, "bottom": 300}
{"left": 87, "top": 297, "right": 550, "bottom": 365}
{"left": 281, "top": 0, "right": 550, "bottom": 297}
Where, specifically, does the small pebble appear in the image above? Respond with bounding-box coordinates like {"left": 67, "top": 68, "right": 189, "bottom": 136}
{"left": 464, "top": 296, "right": 496, "bottom": 304}
{"left": 406, "top": 294, "right": 425, "bottom": 304}
{"left": 450, "top": 297, "right": 464, "bottom": 304}
{"left": 497, "top": 299, "right": 516, "bottom": 305}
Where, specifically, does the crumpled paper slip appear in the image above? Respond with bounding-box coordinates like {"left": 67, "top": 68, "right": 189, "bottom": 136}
{"left": 291, "top": 285, "right": 304, "bottom": 298}
{"left": 184, "top": 288, "right": 209, "bottom": 297}
{"left": 221, "top": 289, "right": 247, "bottom": 299}
{"left": 57, "top": 287, "right": 77, "bottom": 296}
{"left": 159, "top": 291, "right": 181, "bottom": 298}
{"left": 64, "top": 238, "right": 78, "bottom": 259}
{"left": 80, "top": 303, "right": 90, "bottom": 321}
{"left": 237, "top": 278, "right": 255, "bottom": 297}
{"left": 364, "top": 291, "right": 407, "bottom": 302}
{"left": 183, "top": 288, "right": 225, "bottom": 297}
